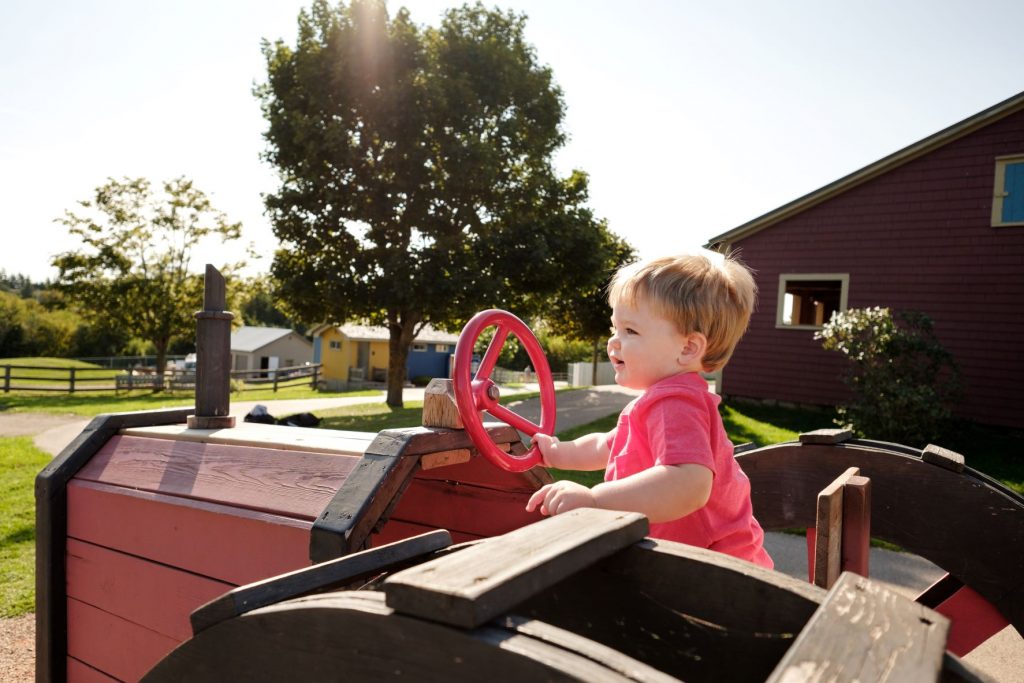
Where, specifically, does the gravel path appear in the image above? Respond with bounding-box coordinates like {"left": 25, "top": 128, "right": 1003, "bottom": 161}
{"left": 0, "top": 614, "right": 34, "bottom": 682}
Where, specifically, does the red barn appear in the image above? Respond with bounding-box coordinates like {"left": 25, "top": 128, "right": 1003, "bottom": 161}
{"left": 705, "top": 90, "right": 1024, "bottom": 429}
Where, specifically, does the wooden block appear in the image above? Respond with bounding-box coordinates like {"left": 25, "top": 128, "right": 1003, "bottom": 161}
{"left": 767, "top": 573, "right": 949, "bottom": 683}
{"left": 841, "top": 475, "right": 871, "bottom": 578}
{"left": 422, "top": 378, "right": 464, "bottom": 429}
{"left": 922, "top": 443, "right": 966, "bottom": 473}
{"left": 799, "top": 428, "right": 853, "bottom": 445}
{"left": 419, "top": 447, "right": 473, "bottom": 470}
{"left": 814, "top": 466, "right": 859, "bottom": 589}
{"left": 383, "top": 507, "right": 648, "bottom": 628}
{"left": 191, "top": 530, "right": 451, "bottom": 634}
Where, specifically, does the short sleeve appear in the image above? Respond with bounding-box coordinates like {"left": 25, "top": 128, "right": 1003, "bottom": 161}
{"left": 644, "top": 395, "right": 714, "bottom": 471}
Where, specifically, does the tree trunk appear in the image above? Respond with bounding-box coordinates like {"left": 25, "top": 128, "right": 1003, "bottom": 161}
{"left": 155, "top": 339, "right": 169, "bottom": 392}
{"left": 591, "top": 338, "right": 599, "bottom": 386}
{"left": 385, "top": 311, "right": 422, "bottom": 408}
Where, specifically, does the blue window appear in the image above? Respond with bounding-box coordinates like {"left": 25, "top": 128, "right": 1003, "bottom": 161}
{"left": 993, "top": 156, "right": 1024, "bottom": 226}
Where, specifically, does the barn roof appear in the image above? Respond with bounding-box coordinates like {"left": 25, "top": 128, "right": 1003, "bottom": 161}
{"left": 230, "top": 326, "right": 299, "bottom": 353}
{"left": 704, "top": 89, "right": 1024, "bottom": 251}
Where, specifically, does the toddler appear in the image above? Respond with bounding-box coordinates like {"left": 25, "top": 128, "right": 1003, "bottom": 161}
{"left": 525, "top": 253, "right": 773, "bottom": 568}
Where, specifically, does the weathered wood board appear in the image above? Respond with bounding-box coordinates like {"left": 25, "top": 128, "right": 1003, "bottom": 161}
{"left": 384, "top": 508, "right": 648, "bottom": 628}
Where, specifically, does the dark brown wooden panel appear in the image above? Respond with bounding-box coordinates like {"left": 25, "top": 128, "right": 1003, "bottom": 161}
{"left": 384, "top": 508, "right": 648, "bottom": 628}
{"left": 388, "top": 478, "right": 544, "bottom": 538}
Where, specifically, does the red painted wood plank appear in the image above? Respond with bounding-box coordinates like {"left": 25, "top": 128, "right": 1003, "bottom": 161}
{"left": 412, "top": 453, "right": 541, "bottom": 492}
{"left": 67, "top": 538, "right": 232, "bottom": 641}
{"left": 933, "top": 585, "right": 1010, "bottom": 657}
{"left": 373, "top": 518, "right": 482, "bottom": 548}
{"left": 75, "top": 434, "right": 357, "bottom": 519}
{"left": 68, "top": 656, "right": 120, "bottom": 683}
{"left": 68, "top": 480, "right": 312, "bottom": 585}
{"left": 67, "top": 597, "right": 178, "bottom": 683}
{"left": 389, "top": 479, "right": 543, "bottom": 538}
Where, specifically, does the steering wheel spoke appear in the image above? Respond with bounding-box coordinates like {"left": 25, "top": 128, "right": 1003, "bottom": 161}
{"left": 488, "top": 403, "right": 542, "bottom": 436}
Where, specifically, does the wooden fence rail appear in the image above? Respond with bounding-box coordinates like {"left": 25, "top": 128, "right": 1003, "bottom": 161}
{"left": 1, "top": 363, "right": 322, "bottom": 395}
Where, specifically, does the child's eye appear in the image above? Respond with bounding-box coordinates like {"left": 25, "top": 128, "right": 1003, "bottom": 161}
{"left": 625, "top": 328, "right": 638, "bottom": 335}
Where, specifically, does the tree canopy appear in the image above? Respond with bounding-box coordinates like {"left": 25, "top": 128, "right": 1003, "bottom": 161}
{"left": 258, "top": 0, "right": 628, "bottom": 406}
{"left": 51, "top": 177, "right": 244, "bottom": 377}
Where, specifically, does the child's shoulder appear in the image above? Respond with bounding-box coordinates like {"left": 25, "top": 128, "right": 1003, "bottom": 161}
{"left": 638, "top": 372, "right": 720, "bottom": 410}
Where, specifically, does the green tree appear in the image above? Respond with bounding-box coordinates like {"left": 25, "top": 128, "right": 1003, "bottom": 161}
{"left": 239, "top": 275, "right": 298, "bottom": 329}
{"left": 815, "top": 306, "right": 961, "bottom": 446}
{"left": 258, "top": 0, "right": 621, "bottom": 406}
{"left": 546, "top": 233, "right": 635, "bottom": 384}
{"left": 52, "top": 177, "right": 243, "bottom": 379}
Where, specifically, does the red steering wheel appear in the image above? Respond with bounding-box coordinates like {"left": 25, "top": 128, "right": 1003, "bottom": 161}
{"left": 452, "top": 309, "right": 556, "bottom": 472}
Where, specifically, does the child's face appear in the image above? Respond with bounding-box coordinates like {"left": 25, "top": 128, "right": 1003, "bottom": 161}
{"left": 607, "top": 298, "right": 691, "bottom": 390}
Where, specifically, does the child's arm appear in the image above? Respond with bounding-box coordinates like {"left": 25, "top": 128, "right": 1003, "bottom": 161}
{"left": 533, "top": 430, "right": 613, "bottom": 471}
{"left": 525, "top": 464, "right": 712, "bottom": 523}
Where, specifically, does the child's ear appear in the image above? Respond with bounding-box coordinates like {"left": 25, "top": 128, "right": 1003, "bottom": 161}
{"left": 678, "top": 333, "right": 708, "bottom": 367}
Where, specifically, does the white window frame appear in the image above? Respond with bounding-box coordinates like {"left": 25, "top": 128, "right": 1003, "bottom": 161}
{"left": 329, "top": 340, "right": 342, "bottom": 350}
{"left": 992, "top": 154, "right": 1024, "bottom": 227}
{"left": 776, "top": 273, "right": 850, "bottom": 330}
{"left": 411, "top": 343, "right": 427, "bottom": 352}
{"left": 434, "top": 344, "right": 450, "bottom": 353}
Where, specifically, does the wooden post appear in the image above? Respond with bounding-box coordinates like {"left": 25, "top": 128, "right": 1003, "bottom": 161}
{"left": 3, "top": 365, "right": 9, "bottom": 393}
{"left": 187, "top": 265, "right": 236, "bottom": 429}
{"left": 273, "top": 372, "right": 279, "bottom": 393}
{"left": 69, "top": 367, "right": 76, "bottom": 394}
{"left": 311, "top": 365, "right": 319, "bottom": 390}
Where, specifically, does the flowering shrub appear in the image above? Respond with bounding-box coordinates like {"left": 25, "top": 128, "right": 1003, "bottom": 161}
{"left": 815, "top": 307, "right": 960, "bottom": 446}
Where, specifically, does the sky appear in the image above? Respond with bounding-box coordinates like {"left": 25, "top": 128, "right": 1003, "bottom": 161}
{"left": 2, "top": 0, "right": 1023, "bottom": 283}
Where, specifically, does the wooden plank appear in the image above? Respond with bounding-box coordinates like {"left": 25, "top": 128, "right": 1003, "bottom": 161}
{"left": 917, "top": 576, "right": 1010, "bottom": 657}
{"left": 191, "top": 530, "right": 452, "bottom": 634}
{"left": 35, "top": 408, "right": 193, "bottom": 683}
{"left": 384, "top": 508, "right": 648, "bottom": 628}
{"left": 922, "top": 443, "right": 966, "bottom": 473}
{"left": 75, "top": 434, "right": 357, "bottom": 519}
{"left": 488, "top": 537, "right": 825, "bottom": 683}
{"left": 147, "top": 591, "right": 653, "bottom": 683}
{"left": 388, "top": 478, "right": 545, "bottom": 538}
{"left": 737, "top": 441, "right": 1024, "bottom": 635}
{"left": 67, "top": 538, "right": 232, "bottom": 641}
{"left": 841, "top": 475, "right": 871, "bottom": 578}
{"left": 309, "top": 449, "right": 421, "bottom": 563}
{"left": 814, "top": 466, "right": 859, "bottom": 589}
{"left": 767, "top": 573, "right": 949, "bottom": 683}
{"left": 413, "top": 449, "right": 551, "bottom": 491}
{"left": 123, "top": 422, "right": 374, "bottom": 456}
{"left": 67, "top": 597, "right": 179, "bottom": 683}
{"left": 799, "top": 428, "right": 853, "bottom": 444}
{"left": 67, "top": 657, "right": 119, "bottom": 683}
{"left": 373, "top": 518, "right": 483, "bottom": 548}
{"left": 68, "top": 480, "right": 312, "bottom": 585}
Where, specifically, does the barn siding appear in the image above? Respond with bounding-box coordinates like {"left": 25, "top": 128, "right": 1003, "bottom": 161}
{"left": 725, "top": 107, "right": 1024, "bottom": 428}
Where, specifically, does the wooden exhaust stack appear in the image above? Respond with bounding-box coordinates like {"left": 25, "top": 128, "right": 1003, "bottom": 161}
{"left": 187, "top": 264, "right": 236, "bottom": 429}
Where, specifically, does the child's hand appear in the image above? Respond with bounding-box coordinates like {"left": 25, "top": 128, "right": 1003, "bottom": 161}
{"left": 532, "top": 433, "right": 559, "bottom": 467}
{"left": 525, "top": 480, "right": 596, "bottom": 516}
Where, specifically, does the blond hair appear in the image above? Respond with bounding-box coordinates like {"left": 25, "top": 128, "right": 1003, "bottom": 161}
{"left": 607, "top": 253, "right": 756, "bottom": 372}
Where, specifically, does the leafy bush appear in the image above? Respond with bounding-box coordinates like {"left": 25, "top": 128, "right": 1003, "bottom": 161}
{"left": 815, "top": 307, "right": 960, "bottom": 446}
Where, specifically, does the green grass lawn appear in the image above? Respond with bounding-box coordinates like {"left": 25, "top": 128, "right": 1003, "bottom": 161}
{"left": 1, "top": 437, "right": 50, "bottom": 617}
{"left": 0, "top": 357, "right": 120, "bottom": 389}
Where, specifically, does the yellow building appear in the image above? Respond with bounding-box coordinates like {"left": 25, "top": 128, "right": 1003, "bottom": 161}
{"left": 310, "top": 323, "right": 459, "bottom": 390}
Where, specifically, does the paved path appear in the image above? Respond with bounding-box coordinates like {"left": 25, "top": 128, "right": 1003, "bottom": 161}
{"left": 3, "top": 384, "right": 1020, "bottom": 680}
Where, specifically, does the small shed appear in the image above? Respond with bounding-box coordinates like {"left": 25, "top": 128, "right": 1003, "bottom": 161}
{"left": 312, "top": 323, "right": 459, "bottom": 390}
{"left": 705, "top": 90, "right": 1024, "bottom": 429}
{"left": 230, "top": 326, "right": 313, "bottom": 375}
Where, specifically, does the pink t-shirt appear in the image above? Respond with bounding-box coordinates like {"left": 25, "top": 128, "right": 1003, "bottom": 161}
{"left": 605, "top": 372, "right": 773, "bottom": 568}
